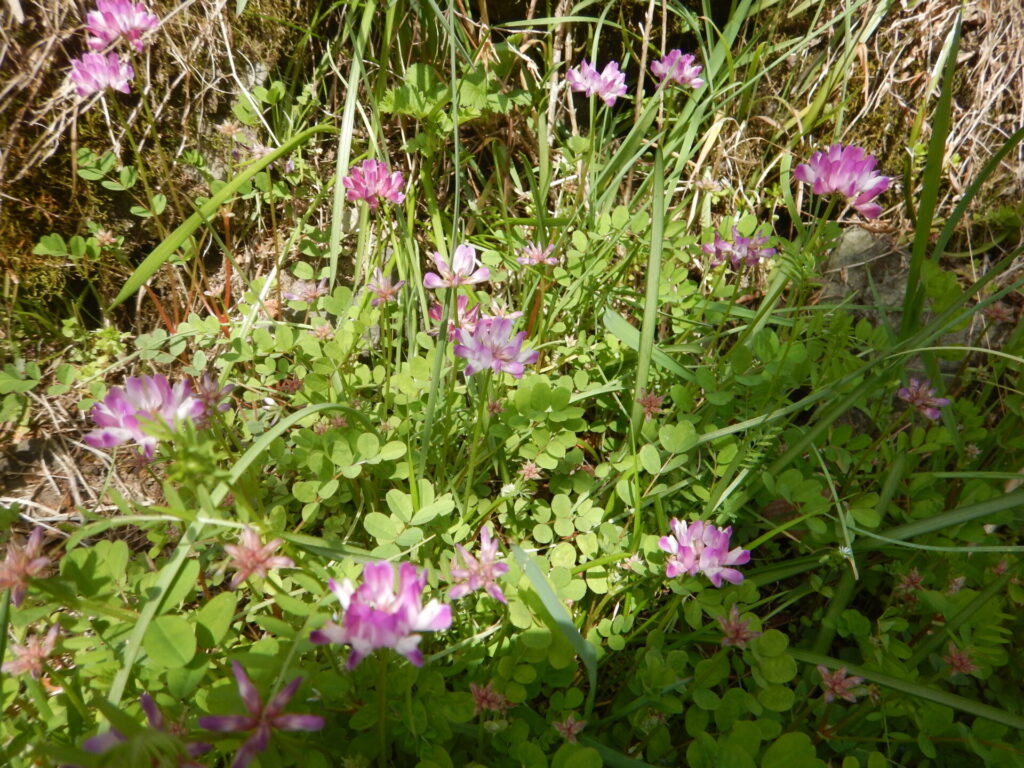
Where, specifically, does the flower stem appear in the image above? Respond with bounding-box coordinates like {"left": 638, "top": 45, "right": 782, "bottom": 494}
{"left": 377, "top": 651, "right": 388, "bottom": 768}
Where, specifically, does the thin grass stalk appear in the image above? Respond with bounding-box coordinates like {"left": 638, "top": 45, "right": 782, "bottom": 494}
{"left": 629, "top": 149, "right": 665, "bottom": 431}
{"left": 328, "top": 0, "right": 376, "bottom": 290}
{"left": 898, "top": 12, "right": 961, "bottom": 340}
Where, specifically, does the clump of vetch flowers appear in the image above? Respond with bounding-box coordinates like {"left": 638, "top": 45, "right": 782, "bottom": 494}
{"left": 342, "top": 159, "right": 406, "bottom": 210}
{"left": 198, "top": 662, "right": 323, "bottom": 768}
{"left": 86, "top": 0, "right": 159, "bottom": 52}
{"left": 423, "top": 244, "right": 490, "bottom": 289}
{"left": 84, "top": 374, "right": 206, "bottom": 457}
{"left": 310, "top": 561, "right": 452, "bottom": 669}
{"left": 429, "top": 294, "right": 481, "bottom": 341}
{"left": 70, "top": 52, "right": 134, "bottom": 98}
{"left": 366, "top": 268, "right": 405, "bottom": 306}
{"left": 2, "top": 624, "right": 59, "bottom": 678}
{"left": 448, "top": 525, "right": 510, "bottom": 603}
{"left": 703, "top": 226, "right": 776, "bottom": 269}
{"left": 795, "top": 143, "right": 891, "bottom": 219}
{"left": 0, "top": 527, "right": 49, "bottom": 607}
{"left": 454, "top": 316, "right": 538, "bottom": 378}
{"left": 897, "top": 377, "right": 951, "bottom": 421}
{"left": 517, "top": 241, "right": 558, "bottom": 266}
{"left": 651, "top": 50, "right": 704, "bottom": 88}
{"left": 223, "top": 527, "right": 294, "bottom": 589}
{"left": 567, "top": 59, "right": 628, "bottom": 106}
{"left": 658, "top": 518, "right": 750, "bottom": 587}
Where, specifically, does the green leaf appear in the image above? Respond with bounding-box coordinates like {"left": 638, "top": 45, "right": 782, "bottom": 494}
{"left": 32, "top": 233, "right": 67, "bottom": 257}
{"left": 364, "top": 512, "right": 399, "bottom": 542}
{"left": 552, "top": 744, "right": 602, "bottom": 768}
{"left": 386, "top": 489, "right": 414, "bottom": 523}
{"left": 757, "top": 685, "right": 795, "bottom": 712}
{"left": 761, "top": 733, "right": 824, "bottom": 768}
{"left": 195, "top": 591, "right": 237, "bottom": 648}
{"left": 142, "top": 615, "right": 197, "bottom": 668}
{"left": 0, "top": 365, "right": 40, "bottom": 394}
{"left": 659, "top": 422, "right": 697, "bottom": 453}
{"left": 638, "top": 444, "right": 662, "bottom": 475}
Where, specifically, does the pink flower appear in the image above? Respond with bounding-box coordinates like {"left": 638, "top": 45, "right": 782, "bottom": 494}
{"left": 84, "top": 374, "right": 206, "bottom": 457}
{"left": 449, "top": 526, "right": 510, "bottom": 603}
{"left": 283, "top": 278, "right": 329, "bottom": 303}
{"left": 716, "top": 605, "right": 761, "bottom": 648}
{"left": 817, "top": 665, "right": 864, "bottom": 703}
{"left": 651, "top": 50, "right": 704, "bottom": 88}
{"left": 567, "top": 59, "right": 628, "bottom": 106}
{"left": 553, "top": 713, "right": 586, "bottom": 743}
{"left": 896, "top": 378, "right": 951, "bottom": 421}
{"left": 794, "top": 143, "right": 891, "bottom": 219}
{"left": 2, "top": 624, "right": 59, "bottom": 678}
{"left": 453, "top": 316, "right": 538, "bottom": 378}
{"left": 310, "top": 561, "right": 452, "bottom": 669}
{"left": 423, "top": 244, "right": 490, "bottom": 289}
{"left": 223, "top": 527, "right": 294, "bottom": 589}
{"left": 636, "top": 389, "right": 666, "bottom": 421}
{"left": 198, "top": 662, "right": 324, "bottom": 768}
{"left": 86, "top": 0, "right": 159, "bottom": 52}
{"left": 69, "top": 52, "right": 134, "bottom": 98}
{"left": 366, "top": 268, "right": 405, "bottom": 306}
{"left": 658, "top": 518, "right": 750, "bottom": 587}
{"left": 342, "top": 159, "right": 406, "bottom": 210}
{"left": 194, "top": 373, "right": 234, "bottom": 418}
{"left": 702, "top": 226, "right": 776, "bottom": 269}
{"left": 517, "top": 241, "right": 558, "bottom": 266}
{"left": 942, "top": 643, "right": 979, "bottom": 677}
{"left": 0, "top": 527, "right": 50, "bottom": 607}
{"left": 470, "top": 681, "right": 510, "bottom": 715}
{"left": 429, "top": 294, "right": 482, "bottom": 341}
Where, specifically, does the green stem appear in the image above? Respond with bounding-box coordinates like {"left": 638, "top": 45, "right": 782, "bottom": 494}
{"left": 377, "top": 651, "right": 388, "bottom": 768}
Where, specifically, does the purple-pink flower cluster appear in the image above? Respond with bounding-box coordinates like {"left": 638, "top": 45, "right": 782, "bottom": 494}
{"left": 0, "top": 527, "right": 49, "bottom": 607}
{"left": 86, "top": 0, "right": 159, "bottom": 52}
{"left": 423, "top": 244, "right": 490, "bottom": 289}
{"left": 897, "top": 377, "right": 951, "bottom": 420}
{"left": 658, "top": 518, "right": 750, "bottom": 587}
{"left": 517, "top": 241, "right": 558, "bottom": 266}
{"left": 651, "top": 50, "right": 704, "bottom": 88}
{"left": 343, "top": 159, "right": 406, "bottom": 210}
{"left": 70, "top": 53, "right": 134, "bottom": 98}
{"left": 566, "top": 50, "right": 704, "bottom": 106}
{"left": 702, "top": 226, "right": 776, "bottom": 269}
{"left": 311, "top": 561, "right": 452, "bottom": 669}
{"left": 84, "top": 374, "right": 206, "bottom": 457}
{"left": 567, "top": 59, "right": 628, "bottom": 106}
{"left": 448, "top": 526, "right": 509, "bottom": 603}
{"left": 71, "top": 1, "right": 159, "bottom": 99}
{"left": 795, "top": 143, "right": 891, "bottom": 219}
{"left": 454, "top": 317, "right": 539, "bottom": 378}
{"left": 422, "top": 241, "right": 537, "bottom": 378}
{"left": 198, "top": 662, "right": 323, "bottom": 768}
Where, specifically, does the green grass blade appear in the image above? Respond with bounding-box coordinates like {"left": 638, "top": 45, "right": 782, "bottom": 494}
{"left": 603, "top": 308, "right": 694, "bottom": 383}
{"left": 511, "top": 544, "right": 598, "bottom": 718}
{"left": 630, "top": 150, "right": 665, "bottom": 429}
{"left": 328, "top": 0, "right": 375, "bottom": 289}
{"left": 110, "top": 124, "right": 335, "bottom": 309}
{"left": 898, "top": 12, "right": 961, "bottom": 339}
